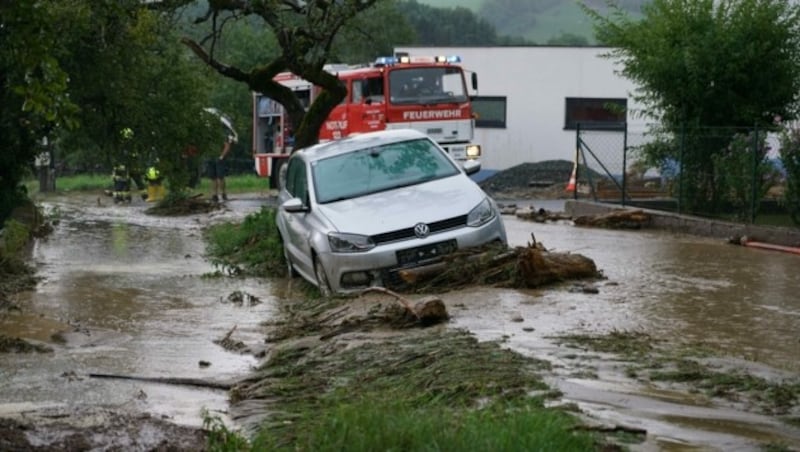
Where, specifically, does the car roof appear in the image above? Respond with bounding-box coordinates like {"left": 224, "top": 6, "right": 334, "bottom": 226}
{"left": 296, "top": 129, "right": 431, "bottom": 162}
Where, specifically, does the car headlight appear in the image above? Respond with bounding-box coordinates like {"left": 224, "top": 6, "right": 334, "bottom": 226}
{"left": 466, "top": 197, "right": 496, "bottom": 227}
{"left": 328, "top": 232, "right": 376, "bottom": 253}
{"left": 466, "top": 144, "right": 481, "bottom": 158}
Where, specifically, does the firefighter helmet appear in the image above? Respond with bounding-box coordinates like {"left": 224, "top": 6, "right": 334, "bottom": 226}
{"left": 146, "top": 166, "right": 160, "bottom": 181}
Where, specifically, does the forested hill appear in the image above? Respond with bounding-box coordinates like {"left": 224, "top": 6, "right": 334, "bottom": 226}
{"left": 415, "top": 0, "right": 649, "bottom": 45}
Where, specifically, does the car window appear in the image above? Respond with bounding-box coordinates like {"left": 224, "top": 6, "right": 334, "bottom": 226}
{"left": 312, "top": 138, "right": 459, "bottom": 203}
{"left": 285, "top": 157, "right": 308, "bottom": 203}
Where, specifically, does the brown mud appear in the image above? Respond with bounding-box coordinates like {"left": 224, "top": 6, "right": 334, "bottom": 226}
{"left": 0, "top": 409, "right": 209, "bottom": 451}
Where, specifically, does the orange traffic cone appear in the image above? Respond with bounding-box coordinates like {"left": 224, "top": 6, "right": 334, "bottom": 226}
{"left": 565, "top": 160, "right": 577, "bottom": 192}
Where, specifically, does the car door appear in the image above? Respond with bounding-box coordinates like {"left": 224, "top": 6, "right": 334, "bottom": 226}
{"left": 281, "top": 157, "right": 315, "bottom": 279}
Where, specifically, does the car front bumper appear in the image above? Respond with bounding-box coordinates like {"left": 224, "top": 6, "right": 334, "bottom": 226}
{"left": 318, "top": 214, "right": 508, "bottom": 294}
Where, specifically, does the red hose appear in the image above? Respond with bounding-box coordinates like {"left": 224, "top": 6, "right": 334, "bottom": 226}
{"left": 742, "top": 240, "right": 800, "bottom": 256}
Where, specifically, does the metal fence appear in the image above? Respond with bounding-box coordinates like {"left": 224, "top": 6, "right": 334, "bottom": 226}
{"left": 572, "top": 123, "right": 799, "bottom": 229}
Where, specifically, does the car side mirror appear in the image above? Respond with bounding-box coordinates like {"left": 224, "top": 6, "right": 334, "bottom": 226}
{"left": 462, "top": 159, "right": 481, "bottom": 176}
{"left": 281, "top": 197, "right": 307, "bottom": 213}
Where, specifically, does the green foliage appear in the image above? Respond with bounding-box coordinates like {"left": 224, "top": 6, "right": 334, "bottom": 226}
{"left": 181, "top": 11, "right": 280, "bottom": 167}
{"left": 204, "top": 207, "right": 285, "bottom": 277}
{"left": 399, "top": 0, "right": 520, "bottom": 46}
{"left": 587, "top": 0, "right": 800, "bottom": 212}
{"left": 0, "top": 1, "right": 80, "bottom": 225}
{"left": 422, "top": 0, "right": 647, "bottom": 44}
{"left": 587, "top": 0, "right": 800, "bottom": 128}
{"left": 176, "top": 0, "right": 383, "bottom": 150}
{"left": 1, "top": 220, "right": 30, "bottom": 255}
{"left": 478, "top": 0, "right": 553, "bottom": 39}
{"left": 54, "top": 1, "right": 218, "bottom": 194}
{"left": 332, "top": 2, "right": 416, "bottom": 61}
{"left": 712, "top": 131, "right": 779, "bottom": 221}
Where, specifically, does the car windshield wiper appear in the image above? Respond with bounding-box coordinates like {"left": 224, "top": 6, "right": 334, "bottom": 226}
{"left": 319, "top": 194, "right": 355, "bottom": 204}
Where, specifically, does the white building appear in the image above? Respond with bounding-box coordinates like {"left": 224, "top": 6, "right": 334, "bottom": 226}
{"left": 395, "top": 46, "right": 648, "bottom": 173}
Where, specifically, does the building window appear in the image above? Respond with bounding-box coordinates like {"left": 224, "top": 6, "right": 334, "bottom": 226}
{"left": 472, "top": 96, "right": 506, "bottom": 128}
{"left": 564, "top": 97, "right": 626, "bottom": 130}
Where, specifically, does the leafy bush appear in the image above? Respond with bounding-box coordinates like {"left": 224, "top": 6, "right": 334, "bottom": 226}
{"left": 713, "top": 131, "right": 779, "bottom": 221}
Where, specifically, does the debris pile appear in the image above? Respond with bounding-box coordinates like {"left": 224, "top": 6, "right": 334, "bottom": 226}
{"left": 394, "top": 241, "right": 599, "bottom": 293}
{"left": 573, "top": 209, "right": 652, "bottom": 229}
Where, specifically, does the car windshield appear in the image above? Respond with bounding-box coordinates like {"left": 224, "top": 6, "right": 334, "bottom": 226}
{"left": 312, "top": 138, "right": 460, "bottom": 204}
{"left": 389, "top": 67, "right": 468, "bottom": 105}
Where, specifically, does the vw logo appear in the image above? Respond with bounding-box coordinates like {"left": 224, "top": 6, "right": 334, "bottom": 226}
{"left": 413, "top": 223, "right": 430, "bottom": 238}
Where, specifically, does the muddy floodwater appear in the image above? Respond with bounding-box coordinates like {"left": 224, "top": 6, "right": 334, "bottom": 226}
{"left": 453, "top": 201, "right": 800, "bottom": 451}
{"left": 1, "top": 194, "right": 799, "bottom": 451}
{"left": 0, "top": 193, "right": 276, "bottom": 428}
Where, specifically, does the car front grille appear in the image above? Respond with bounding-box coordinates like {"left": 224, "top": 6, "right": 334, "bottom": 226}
{"left": 371, "top": 215, "right": 467, "bottom": 245}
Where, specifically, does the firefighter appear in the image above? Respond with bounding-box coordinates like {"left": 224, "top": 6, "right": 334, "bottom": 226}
{"left": 112, "top": 127, "right": 148, "bottom": 202}
{"left": 144, "top": 164, "right": 165, "bottom": 202}
{"left": 111, "top": 128, "right": 135, "bottom": 203}
{"left": 111, "top": 162, "right": 131, "bottom": 203}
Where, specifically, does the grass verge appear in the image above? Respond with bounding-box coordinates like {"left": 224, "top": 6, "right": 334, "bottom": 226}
{"left": 203, "top": 207, "right": 286, "bottom": 278}
{"left": 25, "top": 173, "right": 270, "bottom": 196}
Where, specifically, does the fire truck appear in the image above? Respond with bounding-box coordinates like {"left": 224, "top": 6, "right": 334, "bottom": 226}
{"left": 253, "top": 54, "right": 481, "bottom": 187}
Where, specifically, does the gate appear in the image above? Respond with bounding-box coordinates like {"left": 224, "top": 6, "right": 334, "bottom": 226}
{"left": 573, "top": 123, "right": 661, "bottom": 206}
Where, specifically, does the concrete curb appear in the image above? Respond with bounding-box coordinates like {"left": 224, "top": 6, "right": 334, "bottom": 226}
{"left": 564, "top": 200, "right": 800, "bottom": 248}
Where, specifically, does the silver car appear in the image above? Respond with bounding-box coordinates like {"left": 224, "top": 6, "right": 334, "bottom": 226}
{"left": 276, "top": 129, "right": 508, "bottom": 296}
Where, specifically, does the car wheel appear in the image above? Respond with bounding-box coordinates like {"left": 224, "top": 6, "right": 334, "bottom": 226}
{"left": 314, "top": 258, "right": 333, "bottom": 298}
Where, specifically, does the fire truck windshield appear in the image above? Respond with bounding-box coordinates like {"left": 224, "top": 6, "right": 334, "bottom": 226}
{"left": 388, "top": 67, "right": 468, "bottom": 105}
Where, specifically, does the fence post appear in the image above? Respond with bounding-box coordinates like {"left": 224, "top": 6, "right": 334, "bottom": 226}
{"left": 574, "top": 123, "right": 581, "bottom": 201}
{"left": 678, "top": 122, "right": 685, "bottom": 215}
{"left": 622, "top": 122, "right": 628, "bottom": 207}
{"left": 751, "top": 124, "right": 759, "bottom": 224}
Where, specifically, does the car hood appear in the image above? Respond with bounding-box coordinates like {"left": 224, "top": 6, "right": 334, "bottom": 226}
{"left": 316, "top": 176, "right": 488, "bottom": 235}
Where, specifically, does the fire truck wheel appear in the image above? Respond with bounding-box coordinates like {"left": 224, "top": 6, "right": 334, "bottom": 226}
{"left": 270, "top": 159, "right": 287, "bottom": 190}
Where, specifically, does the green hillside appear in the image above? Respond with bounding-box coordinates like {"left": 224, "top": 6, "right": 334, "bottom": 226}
{"left": 415, "top": 0, "right": 645, "bottom": 44}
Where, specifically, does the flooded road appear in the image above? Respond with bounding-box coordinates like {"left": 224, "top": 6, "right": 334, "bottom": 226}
{"left": 0, "top": 193, "right": 275, "bottom": 427}
{"left": 1, "top": 194, "right": 799, "bottom": 451}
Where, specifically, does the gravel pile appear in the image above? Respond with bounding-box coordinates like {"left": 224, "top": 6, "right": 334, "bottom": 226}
{"left": 479, "top": 160, "right": 575, "bottom": 200}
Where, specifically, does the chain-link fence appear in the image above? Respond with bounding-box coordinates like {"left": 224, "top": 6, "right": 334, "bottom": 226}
{"left": 571, "top": 123, "right": 800, "bottom": 229}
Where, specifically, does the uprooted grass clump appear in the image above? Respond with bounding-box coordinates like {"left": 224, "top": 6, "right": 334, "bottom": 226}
{"left": 222, "top": 295, "right": 609, "bottom": 451}
{"left": 145, "top": 191, "right": 217, "bottom": 216}
{"left": 0, "top": 334, "right": 53, "bottom": 353}
{"left": 554, "top": 331, "right": 800, "bottom": 417}
{"left": 400, "top": 241, "right": 600, "bottom": 293}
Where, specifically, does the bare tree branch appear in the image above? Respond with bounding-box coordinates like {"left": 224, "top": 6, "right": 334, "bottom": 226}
{"left": 180, "top": 37, "right": 250, "bottom": 84}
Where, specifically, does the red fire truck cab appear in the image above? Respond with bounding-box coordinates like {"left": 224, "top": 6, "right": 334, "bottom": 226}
{"left": 253, "top": 54, "right": 481, "bottom": 188}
